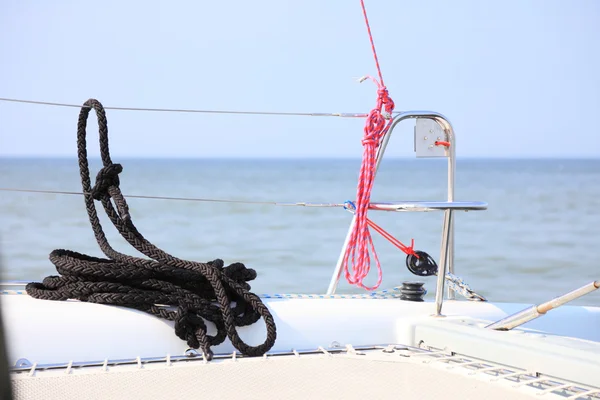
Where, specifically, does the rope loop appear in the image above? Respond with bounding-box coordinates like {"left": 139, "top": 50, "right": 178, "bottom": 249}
{"left": 26, "top": 98, "right": 277, "bottom": 360}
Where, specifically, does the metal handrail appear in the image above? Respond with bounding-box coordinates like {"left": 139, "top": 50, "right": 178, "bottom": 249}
{"left": 367, "top": 201, "right": 487, "bottom": 212}
{"left": 326, "top": 111, "right": 459, "bottom": 316}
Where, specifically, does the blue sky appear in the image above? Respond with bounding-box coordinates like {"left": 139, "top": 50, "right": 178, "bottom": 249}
{"left": 1, "top": 0, "right": 598, "bottom": 158}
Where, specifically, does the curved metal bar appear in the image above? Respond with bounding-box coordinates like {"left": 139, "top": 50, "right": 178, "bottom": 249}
{"left": 327, "top": 112, "right": 457, "bottom": 313}
{"left": 368, "top": 201, "right": 486, "bottom": 212}
{"left": 379, "top": 112, "right": 458, "bottom": 314}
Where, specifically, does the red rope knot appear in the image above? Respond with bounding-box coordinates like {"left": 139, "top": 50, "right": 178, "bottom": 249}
{"left": 361, "top": 79, "right": 394, "bottom": 148}
{"left": 377, "top": 87, "right": 395, "bottom": 117}
{"left": 364, "top": 110, "right": 386, "bottom": 139}
{"left": 361, "top": 136, "right": 379, "bottom": 146}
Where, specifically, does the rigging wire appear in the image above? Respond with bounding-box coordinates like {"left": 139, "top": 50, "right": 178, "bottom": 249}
{"left": 0, "top": 97, "right": 396, "bottom": 118}
{"left": 0, "top": 187, "right": 343, "bottom": 208}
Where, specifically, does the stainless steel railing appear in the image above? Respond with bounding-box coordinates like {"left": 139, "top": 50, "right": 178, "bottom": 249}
{"left": 326, "top": 111, "right": 486, "bottom": 316}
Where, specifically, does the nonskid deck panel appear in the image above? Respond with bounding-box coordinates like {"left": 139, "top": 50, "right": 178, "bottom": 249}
{"left": 10, "top": 344, "right": 600, "bottom": 400}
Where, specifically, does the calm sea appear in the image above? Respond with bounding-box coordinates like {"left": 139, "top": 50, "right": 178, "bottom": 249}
{"left": 1, "top": 157, "right": 599, "bottom": 306}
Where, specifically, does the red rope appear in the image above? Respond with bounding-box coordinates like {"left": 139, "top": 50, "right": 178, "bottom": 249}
{"left": 341, "top": 1, "right": 396, "bottom": 291}
{"left": 366, "top": 218, "right": 417, "bottom": 257}
{"left": 359, "top": 0, "right": 385, "bottom": 86}
{"left": 344, "top": 200, "right": 418, "bottom": 262}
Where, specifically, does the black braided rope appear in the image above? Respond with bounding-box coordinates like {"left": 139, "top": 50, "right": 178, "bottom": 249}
{"left": 25, "top": 99, "right": 277, "bottom": 359}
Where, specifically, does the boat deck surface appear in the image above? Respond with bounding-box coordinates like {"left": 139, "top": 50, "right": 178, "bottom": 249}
{"left": 11, "top": 346, "right": 600, "bottom": 400}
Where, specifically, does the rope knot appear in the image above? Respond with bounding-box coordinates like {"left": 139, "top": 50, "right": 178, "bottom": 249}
{"left": 361, "top": 135, "right": 378, "bottom": 146}
{"left": 377, "top": 87, "right": 395, "bottom": 116}
{"left": 91, "top": 163, "right": 123, "bottom": 200}
{"left": 224, "top": 262, "right": 257, "bottom": 283}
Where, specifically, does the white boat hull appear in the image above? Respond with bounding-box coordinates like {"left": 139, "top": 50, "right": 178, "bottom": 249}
{"left": 3, "top": 294, "right": 600, "bottom": 364}
{"left": 3, "top": 292, "right": 600, "bottom": 399}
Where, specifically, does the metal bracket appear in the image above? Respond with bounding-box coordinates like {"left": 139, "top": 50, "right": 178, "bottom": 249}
{"left": 414, "top": 118, "right": 448, "bottom": 158}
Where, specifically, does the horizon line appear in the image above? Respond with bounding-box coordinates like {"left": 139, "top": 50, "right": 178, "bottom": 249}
{"left": 1, "top": 155, "right": 599, "bottom": 161}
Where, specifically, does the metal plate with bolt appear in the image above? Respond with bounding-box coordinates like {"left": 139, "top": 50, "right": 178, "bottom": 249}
{"left": 415, "top": 118, "right": 448, "bottom": 158}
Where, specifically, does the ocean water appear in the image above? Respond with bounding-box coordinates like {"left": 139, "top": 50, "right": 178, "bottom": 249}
{"left": 1, "top": 157, "right": 599, "bottom": 306}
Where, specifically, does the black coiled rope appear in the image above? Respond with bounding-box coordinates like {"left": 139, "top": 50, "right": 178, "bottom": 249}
{"left": 25, "top": 99, "right": 277, "bottom": 359}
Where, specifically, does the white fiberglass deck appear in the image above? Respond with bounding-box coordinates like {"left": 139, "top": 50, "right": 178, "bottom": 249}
{"left": 3, "top": 293, "right": 600, "bottom": 394}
